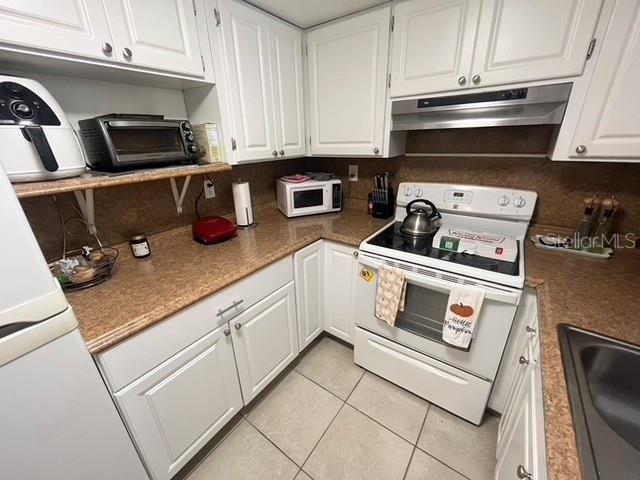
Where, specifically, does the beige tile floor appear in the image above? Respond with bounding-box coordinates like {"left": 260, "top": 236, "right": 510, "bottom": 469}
{"left": 187, "top": 336, "right": 498, "bottom": 480}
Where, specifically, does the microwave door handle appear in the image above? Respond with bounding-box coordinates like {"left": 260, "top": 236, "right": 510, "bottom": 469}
{"left": 22, "top": 126, "right": 59, "bottom": 172}
{"left": 358, "top": 255, "right": 519, "bottom": 305}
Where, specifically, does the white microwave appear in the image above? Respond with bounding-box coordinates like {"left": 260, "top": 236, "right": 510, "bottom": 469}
{"left": 276, "top": 178, "right": 342, "bottom": 217}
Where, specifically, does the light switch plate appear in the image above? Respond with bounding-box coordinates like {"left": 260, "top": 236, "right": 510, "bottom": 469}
{"left": 204, "top": 179, "right": 216, "bottom": 199}
{"left": 349, "top": 165, "right": 358, "bottom": 182}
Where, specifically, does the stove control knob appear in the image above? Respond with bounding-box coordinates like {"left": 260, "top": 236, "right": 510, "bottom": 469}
{"left": 498, "top": 195, "right": 510, "bottom": 207}
{"left": 514, "top": 196, "right": 526, "bottom": 208}
{"left": 404, "top": 187, "right": 412, "bottom": 196}
{"left": 415, "top": 188, "right": 423, "bottom": 197}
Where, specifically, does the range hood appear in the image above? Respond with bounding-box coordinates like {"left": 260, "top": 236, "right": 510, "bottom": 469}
{"left": 391, "top": 83, "right": 572, "bottom": 131}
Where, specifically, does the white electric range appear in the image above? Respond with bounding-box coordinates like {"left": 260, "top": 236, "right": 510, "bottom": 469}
{"left": 353, "top": 183, "right": 537, "bottom": 425}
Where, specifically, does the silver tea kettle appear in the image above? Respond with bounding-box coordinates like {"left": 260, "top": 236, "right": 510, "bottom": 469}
{"left": 400, "top": 199, "right": 441, "bottom": 237}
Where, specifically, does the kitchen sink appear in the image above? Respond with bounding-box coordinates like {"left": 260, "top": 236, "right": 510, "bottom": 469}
{"left": 558, "top": 325, "right": 640, "bottom": 480}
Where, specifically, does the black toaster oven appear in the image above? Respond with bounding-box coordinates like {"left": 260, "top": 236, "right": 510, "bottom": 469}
{"left": 78, "top": 114, "right": 199, "bottom": 172}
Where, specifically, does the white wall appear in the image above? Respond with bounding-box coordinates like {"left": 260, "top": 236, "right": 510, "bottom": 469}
{"left": 6, "top": 70, "right": 188, "bottom": 129}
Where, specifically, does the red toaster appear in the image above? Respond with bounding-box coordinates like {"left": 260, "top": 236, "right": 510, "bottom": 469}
{"left": 192, "top": 216, "right": 237, "bottom": 244}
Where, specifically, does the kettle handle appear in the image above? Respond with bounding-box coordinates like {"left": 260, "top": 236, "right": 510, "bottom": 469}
{"left": 405, "top": 199, "right": 441, "bottom": 220}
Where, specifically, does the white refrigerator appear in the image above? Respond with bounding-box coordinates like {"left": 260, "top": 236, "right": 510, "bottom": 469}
{"left": 0, "top": 164, "right": 148, "bottom": 479}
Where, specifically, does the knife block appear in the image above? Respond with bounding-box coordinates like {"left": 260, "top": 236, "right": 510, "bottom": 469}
{"left": 372, "top": 187, "right": 395, "bottom": 219}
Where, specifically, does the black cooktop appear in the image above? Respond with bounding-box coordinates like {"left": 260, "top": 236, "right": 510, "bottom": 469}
{"left": 367, "top": 222, "right": 520, "bottom": 276}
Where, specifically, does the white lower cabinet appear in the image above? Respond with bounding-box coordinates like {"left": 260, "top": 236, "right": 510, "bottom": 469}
{"left": 294, "top": 241, "right": 324, "bottom": 350}
{"left": 231, "top": 281, "right": 299, "bottom": 403}
{"left": 323, "top": 241, "right": 359, "bottom": 344}
{"left": 495, "top": 293, "right": 546, "bottom": 480}
{"left": 115, "top": 323, "right": 243, "bottom": 480}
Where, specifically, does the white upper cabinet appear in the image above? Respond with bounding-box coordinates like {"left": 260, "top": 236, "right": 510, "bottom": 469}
{"left": 0, "top": 0, "right": 114, "bottom": 60}
{"left": 103, "top": 0, "right": 204, "bottom": 76}
{"left": 390, "top": 0, "right": 481, "bottom": 97}
{"left": 390, "top": 0, "right": 602, "bottom": 96}
{"left": 306, "top": 7, "right": 391, "bottom": 156}
{"left": 220, "top": 0, "right": 276, "bottom": 161}
{"left": 471, "top": 0, "right": 603, "bottom": 88}
{"left": 218, "top": 0, "right": 304, "bottom": 163}
{"left": 567, "top": 1, "right": 640, "bottom": 161}
{"left": 269, "top": 19, "right": 306, "bottom": 158}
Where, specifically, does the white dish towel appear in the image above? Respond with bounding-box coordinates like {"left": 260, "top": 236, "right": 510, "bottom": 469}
{"left": 374, "top": 265, "right": 407, "bottom": 327}
{"left": 442, "top": 285, "right": 486, "bottom": 350}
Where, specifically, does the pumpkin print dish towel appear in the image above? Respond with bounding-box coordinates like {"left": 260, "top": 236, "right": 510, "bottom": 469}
{"left": 443, "top": 285, "right": 486, "bottom": 350}
{"left": 374, "top": 265, "right": 407, "bottom": 327}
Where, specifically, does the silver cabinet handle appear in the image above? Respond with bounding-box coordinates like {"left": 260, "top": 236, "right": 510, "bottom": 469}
{"left": 123, "top": 47, "right": 133, "bottom": 59}
{"left": 525, "top": 326, "right": 536, "bottom": 333}
{"left": 102, "top": 42, "right": 113, "bottom": 55}
{"left": 373, "top": 147, "right": 380, "bottom": 154}
{"left": 216, "top": 299, "right": 244, "bottom": 317}
{"left": 575, "top": 145, "right": 587, "bottom": 154}
{"left": 458, "top": 76, "right": 466, "bottom": 86}
{"left": 353, "top": 250, "right": 359, "bottom": 258}
{"left": 519, "top": 355, "right": 529, "bottom": 365}
{"left": 472, "top": 74, "right": 481, "bottom": 85}
{"left": 234, "top": 322, "right": 242, "bottom": 330}
{"left": 223, "top": 328, "right": 231, "bottom": 337}
{"left": 279, "top": 150, "right": 285, "bottom": 156}
{"left": 272, "top": 150, "right": 278, "bottom": 157}
{"left": 517, "top": 465, "right": 532, "bottom": 479}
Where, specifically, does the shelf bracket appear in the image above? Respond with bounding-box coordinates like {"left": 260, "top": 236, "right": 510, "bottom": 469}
{"left": 73, "top": 189, "right": 97, "bottom": 236}
{"left": 169, "top": 175, "right": 192, "bottom": 214}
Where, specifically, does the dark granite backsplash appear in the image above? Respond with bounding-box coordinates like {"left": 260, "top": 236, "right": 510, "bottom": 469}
{"left": 21, "top": 127, "right": 640, "bottom": 261}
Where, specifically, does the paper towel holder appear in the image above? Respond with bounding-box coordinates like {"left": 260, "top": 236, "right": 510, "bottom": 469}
{"left": 233, "top": 179, "right": 257, "bottom": 229}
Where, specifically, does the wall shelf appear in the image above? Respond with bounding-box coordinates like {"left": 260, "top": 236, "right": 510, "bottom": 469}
{"left": 14, "top": 163, "right": 232, "bottom": 235}
{"left": 13, "top": 163, "right": 231, "bottom": 199}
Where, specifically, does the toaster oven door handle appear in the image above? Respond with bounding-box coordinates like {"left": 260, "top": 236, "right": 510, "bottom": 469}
{"left": 107, "top": 120, "right": 182, "bottom": 128}
{"left": 22, "top": 126, "right": 59, "bottom": 172}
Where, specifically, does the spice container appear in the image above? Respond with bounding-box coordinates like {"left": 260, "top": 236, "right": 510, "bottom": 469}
{"left": 130, "top": 235, "right": 151, "bottom": 258}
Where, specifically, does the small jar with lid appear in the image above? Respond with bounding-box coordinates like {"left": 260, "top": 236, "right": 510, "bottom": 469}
{"left": 130, "top": 235, "right": 151, "bottom": 259}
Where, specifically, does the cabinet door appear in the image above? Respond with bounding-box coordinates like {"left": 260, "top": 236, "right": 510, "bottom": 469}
{"left": 268, "top": 19, "right": 305, "bottom": 158}
{"left": 471, "top": 0, "right": 602, "bottom": 89}
{"left": 0, "top": 0, "right": 114, "bottom": 60}
{"left": 307, "top": 7, "right": 390, "bottom": 156}
{"left": 495, "top": 369, "right": 534, "bottom": 480}
{"left": 324, "top": 242, "right": 358, "bottom": 344}
{"left": 569, "top": 1, "right": 640, "bottom": 161}
{"left": 232, "top": 282, "right": 298, "bottom": 403}
{"left": 103, "top": 0, "right": 204, "bottom": 76}
{"left": 115, "top": 323, "right": 243, "bottom": 480}
{"left": 220, "top": 0, "right": 276, "bottom": 162}
{"left": 294, "top": 241, "right": 324, "bottom": 350}
{"left": 390, "top": 0, "right": 481, "bottom": 97}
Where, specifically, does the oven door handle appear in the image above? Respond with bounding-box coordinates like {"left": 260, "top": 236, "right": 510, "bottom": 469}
{"left": 358, "top": 255, "right": 520, "bottom": 305}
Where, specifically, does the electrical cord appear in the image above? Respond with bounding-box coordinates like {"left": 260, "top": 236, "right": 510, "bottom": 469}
{"left": 195, "top": 173, "right": 216, "bottom": 219}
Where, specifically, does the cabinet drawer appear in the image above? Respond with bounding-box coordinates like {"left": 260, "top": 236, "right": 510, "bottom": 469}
{"left": 97, "top": 256, "right": 293, "bottom": 392}
{"left": 354, "top": 327, "right": 491, "bottom": 425}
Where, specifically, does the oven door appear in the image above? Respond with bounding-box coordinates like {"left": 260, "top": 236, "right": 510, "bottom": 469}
{"left": 106, "top": 120, "right": 186, "bottom": 165}
{"left": 355, "top": 253, "right": 521, "bottom": 380}
{"left": 288, "top": 184, "right": 331, "bottom": 216}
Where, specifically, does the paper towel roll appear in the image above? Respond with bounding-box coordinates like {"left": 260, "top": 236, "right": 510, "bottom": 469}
{"left": 232, "top": 180, "right": 255, "bottom": 227}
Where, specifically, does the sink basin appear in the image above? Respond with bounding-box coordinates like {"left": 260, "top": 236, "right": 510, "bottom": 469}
{"left": 559, "top": 325, "right": 640, "bottom": 480}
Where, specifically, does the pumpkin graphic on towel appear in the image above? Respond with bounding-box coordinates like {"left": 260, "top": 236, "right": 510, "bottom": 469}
{"left": 450, "top": 302, "right": 474, "bottom": 318}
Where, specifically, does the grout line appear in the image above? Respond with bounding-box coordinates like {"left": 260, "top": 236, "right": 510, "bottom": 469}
{"left": 244, "top": 416, "right": 305, "bottom": 469}
{"left": 293, "top": 368, "right": 348, "bottom": 402}
{"left": 401, "top": 404, "right": 430, "bottom": 480}
{"left": 300, "top": 401, "right": 347, "bottom": 470}
{"left": 420, "top": 450, "right": 472, "bottom": 480}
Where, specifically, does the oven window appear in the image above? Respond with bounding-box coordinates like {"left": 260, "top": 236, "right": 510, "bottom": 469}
{"left": 293, "top": 189, "right": 324, "bottom": 208}
{"left": 395, "top": 284, "right": 449, "bottom": 343}
{"left": 108, "top": 128, "right": 183, "bottom": 155}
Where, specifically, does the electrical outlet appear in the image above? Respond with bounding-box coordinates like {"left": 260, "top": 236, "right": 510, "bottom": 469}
{"left": 203, "top": 179, "right": 216, "bottom": 199}
{"left": 348, "top": 164, "right": 358, "bottom": 182}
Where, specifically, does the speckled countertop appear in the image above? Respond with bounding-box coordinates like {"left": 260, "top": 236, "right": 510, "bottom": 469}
{"left": 66, "top": 203, "right": 640, "bottom": 480}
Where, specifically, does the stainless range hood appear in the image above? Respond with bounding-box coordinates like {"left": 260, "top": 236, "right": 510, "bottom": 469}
{"left": 391, "top": 83, "right": 572, "bottom": 131}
